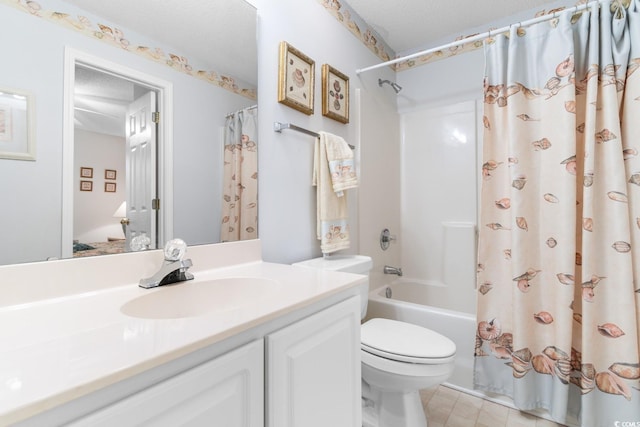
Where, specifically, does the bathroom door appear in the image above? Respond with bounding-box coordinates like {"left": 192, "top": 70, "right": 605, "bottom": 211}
{"left": 125, "top": 91, "right": 157, "bottom": 250}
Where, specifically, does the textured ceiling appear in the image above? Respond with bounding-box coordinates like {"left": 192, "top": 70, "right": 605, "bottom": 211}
{"left": 345, "top": 0, "right": 568, "bottom": 54}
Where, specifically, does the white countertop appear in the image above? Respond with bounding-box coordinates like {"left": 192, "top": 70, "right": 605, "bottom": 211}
{"left": 0, "top": 241, "right": 366, "bottom": 425}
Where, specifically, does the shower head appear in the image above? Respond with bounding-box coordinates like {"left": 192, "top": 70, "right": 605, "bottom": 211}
{"left": 378, "top": 78, "right": 402, "bottom": 94}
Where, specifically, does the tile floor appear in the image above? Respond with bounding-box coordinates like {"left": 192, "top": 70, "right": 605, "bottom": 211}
{"left": 420, "top": 385, "right": 568, "bottom": 427}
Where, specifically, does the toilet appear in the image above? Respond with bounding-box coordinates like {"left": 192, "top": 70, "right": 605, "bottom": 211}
{"left": 293, "top": 255, "right": 456, "bottom": 427}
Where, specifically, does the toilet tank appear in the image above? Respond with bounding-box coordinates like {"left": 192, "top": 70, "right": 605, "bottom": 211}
{"left": 293, "top": 255, "right": 373, "bottom": 274}
{"left": 292, "top": 255, "right": 373, "bottom": 318}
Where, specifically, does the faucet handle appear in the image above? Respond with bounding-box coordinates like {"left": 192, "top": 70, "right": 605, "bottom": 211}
{"left": 130, "top": 233, "right": 151, "bottom": 251}
{"left": 380, "top": 228, "right": 397, "bottom": 251}
{"left": 164, "top": 238, "right": 187, "bottom": 261}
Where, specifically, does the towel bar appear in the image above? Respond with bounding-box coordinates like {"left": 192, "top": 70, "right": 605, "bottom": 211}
{"left": 274, "top": 122, "right": 355, "bottom": 149}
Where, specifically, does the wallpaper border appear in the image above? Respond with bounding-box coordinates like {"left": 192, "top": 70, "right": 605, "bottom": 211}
{"left": 2, "top": 0, "right": 257, "bottom": 100}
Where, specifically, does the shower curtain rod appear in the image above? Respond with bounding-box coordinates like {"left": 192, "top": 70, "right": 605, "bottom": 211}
{"left": 225, "top": 104, "right": 257, "bottom": 118}
{"left": 355, "top": 0, "right": 611, "bottom": 75}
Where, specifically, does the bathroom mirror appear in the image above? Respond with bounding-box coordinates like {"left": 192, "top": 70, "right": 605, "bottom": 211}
{"left": 0, "top": 0, "right": 257, "bottom": 266}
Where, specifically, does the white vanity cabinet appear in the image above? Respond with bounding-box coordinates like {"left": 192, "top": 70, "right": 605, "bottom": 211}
{"left": 67, "top": 339, "right": 264, "bottom": 427}
{"left": 0, "top": 242, "right": 368, "bottom": 426}
{"left": 266, "top": 296, "right": 362, "bottom": 427}
{"left": 65, "top": 297, "right": 361, "bottom": 427}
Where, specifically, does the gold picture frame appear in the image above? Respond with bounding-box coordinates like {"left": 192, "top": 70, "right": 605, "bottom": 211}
{"left": 321, "top": 64, "right": 349, "bottom": 124}
{"left": 278, "top": 42, "right": 315, "bottom": 115}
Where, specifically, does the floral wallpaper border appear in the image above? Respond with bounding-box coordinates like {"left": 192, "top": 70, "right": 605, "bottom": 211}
{"left": 391, "top": 4, "right": 596, "bottom": 72}
{"left": 2, "top": 0, "right": 257, "bottom": 100}
{"left": 323, "top": 1, "right": 630, "bottom": 73}
{"left": 316, "top": 0, "right": 396, "bottom": 65}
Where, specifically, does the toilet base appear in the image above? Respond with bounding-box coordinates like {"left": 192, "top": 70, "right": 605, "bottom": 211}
{"left": 362, "top": 379, "right": 427, "bottom": 427}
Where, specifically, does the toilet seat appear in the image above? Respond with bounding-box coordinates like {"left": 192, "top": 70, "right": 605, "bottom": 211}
{"left": 361, "top": 318, "right": 456, "bottom": 364}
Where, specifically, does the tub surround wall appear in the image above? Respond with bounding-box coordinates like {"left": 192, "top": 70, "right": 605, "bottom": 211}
{"left": 357, "top": 89, "right": 401, "bottom": 290}
{"left": 399, "top": 101, "right": 478, "bottom": 315}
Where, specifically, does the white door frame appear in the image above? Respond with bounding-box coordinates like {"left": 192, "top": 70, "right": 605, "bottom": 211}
{"left": 62, "top": 47, "right": 174, "bottom": 258}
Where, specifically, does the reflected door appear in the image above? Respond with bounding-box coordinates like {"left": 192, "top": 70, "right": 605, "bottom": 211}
{"left": 125, "top": 91, "right": 157, "bottom": 250}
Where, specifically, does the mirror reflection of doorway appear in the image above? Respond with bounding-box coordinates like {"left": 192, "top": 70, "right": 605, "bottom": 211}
{"left": 72, "top": 65, "right": 157, "bottom": 257}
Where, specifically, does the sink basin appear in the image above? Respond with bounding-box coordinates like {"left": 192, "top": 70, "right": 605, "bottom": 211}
{"left": 121, "top": 277, "right": 280, "bottom": 319}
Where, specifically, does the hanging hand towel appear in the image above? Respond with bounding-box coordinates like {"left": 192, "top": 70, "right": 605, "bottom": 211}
{"left": 313, "top": 132, "right": 355, "bottom": 254}
{"left": 320, "top": 131, "right": 358, "bottom": 197}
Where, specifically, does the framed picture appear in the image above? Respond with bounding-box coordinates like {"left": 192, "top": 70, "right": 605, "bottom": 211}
{"left": 105, "top": 182, "right": 117, "bottom": 193}
{"left": 80, "top": 181, "right": 93, "bottom": 192}
{"left": 80, "top": 167, "right": 93, "bottom": 178}
{"left": 278, "top": 41, "right": 315, "bottom": 115}
{"left": 0, "top": 87, "right": 35, "bottom": 161}
{"left": 105, "top": 169, "right": 117, "bottom": 180}
{"left": 0, "top": 105, "right": 12, "bottom": 141}
{"left": 321, "top": 64, "right": 349, "bottom": 124}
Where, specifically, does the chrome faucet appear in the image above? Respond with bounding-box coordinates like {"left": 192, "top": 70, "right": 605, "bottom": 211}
{"left": 139, "top": 239, "right": 194, "bottom": 289}
{"left": 383, "top": 265, "right": 403, "bottom": 276}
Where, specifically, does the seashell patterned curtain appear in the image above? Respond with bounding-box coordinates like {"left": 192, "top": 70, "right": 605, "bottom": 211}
{"left": 475, "top": 1, "right": 640, "bottom": 425}
{"left": 220, "top": 107, "right": 258, "bottom": 242}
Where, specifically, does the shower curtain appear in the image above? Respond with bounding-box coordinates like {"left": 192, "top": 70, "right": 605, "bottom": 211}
{"left": 220, "top": 107, "right": 258, "bottom": 242}
{"left": 475, "top": 1, "right": 640, "bottom": 426}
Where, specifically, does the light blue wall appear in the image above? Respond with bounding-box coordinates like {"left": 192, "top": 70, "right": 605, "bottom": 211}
{"left": 251, "top": 0, "right": 398, "bottom": 264}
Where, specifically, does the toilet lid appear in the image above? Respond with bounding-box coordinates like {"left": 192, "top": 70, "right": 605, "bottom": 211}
{"left": 361, "top": 318, "right": 456, "bottom": 362}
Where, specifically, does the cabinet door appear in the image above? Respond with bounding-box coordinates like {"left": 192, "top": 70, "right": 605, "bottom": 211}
{"left": 266, "top": 296, "right": 361, "bottom": 427}
{"left": 68, "top": 339, "right": 264, "bottom": 427}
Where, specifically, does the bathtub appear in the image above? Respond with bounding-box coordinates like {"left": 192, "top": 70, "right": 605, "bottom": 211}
{"left": 365, "top": 281, "right": 477, "bottom": 392}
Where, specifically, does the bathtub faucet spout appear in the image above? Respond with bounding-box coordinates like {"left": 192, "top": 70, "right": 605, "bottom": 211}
{"left": 383, "top": 265, "right": 403, "bottom": 276}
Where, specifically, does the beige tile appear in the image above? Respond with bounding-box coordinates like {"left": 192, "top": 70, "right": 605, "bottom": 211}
{"left": 425, "top": 402, "right": 453, "bottom": 426}
{"left": 456, "top": 392, "right": 484, "bottom": 411}
{"left": 479, "top": 400, "right": 510, "bottom": 420}
{"left": 477, "top": 409, "right": 507, "bottom": 427}
{"left": 420, "top": 387, "right": 569, "bottom": 427}
{"left": 436, "top": 385, "right": 462, "bottom": 401}
{"left": 535, "top": 417, "right": 567, "bottom": 427}
{"left": 420, "top": 386, "right": 438, "bottom": 405}
{"left": 507, "top": 409, "right": 539, "bottom": 426}
{"left": 451, "top": 395, "right": 481, "bottom": 420}
{"left": 427, "top": 392, "right": 458, "bottom": 413}
{"left": 506, "top": 422, "right": 537, "bottom": 427}
{"left": 445, "top": 412, "right": 478, "bottom": 427}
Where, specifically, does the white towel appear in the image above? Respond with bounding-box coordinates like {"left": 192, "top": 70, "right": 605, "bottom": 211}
{"left": 313, "top": 132, "right": 355, "bottom": 254}
{"left": 321, "top": 131, "right": 358, "bottom": 197}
